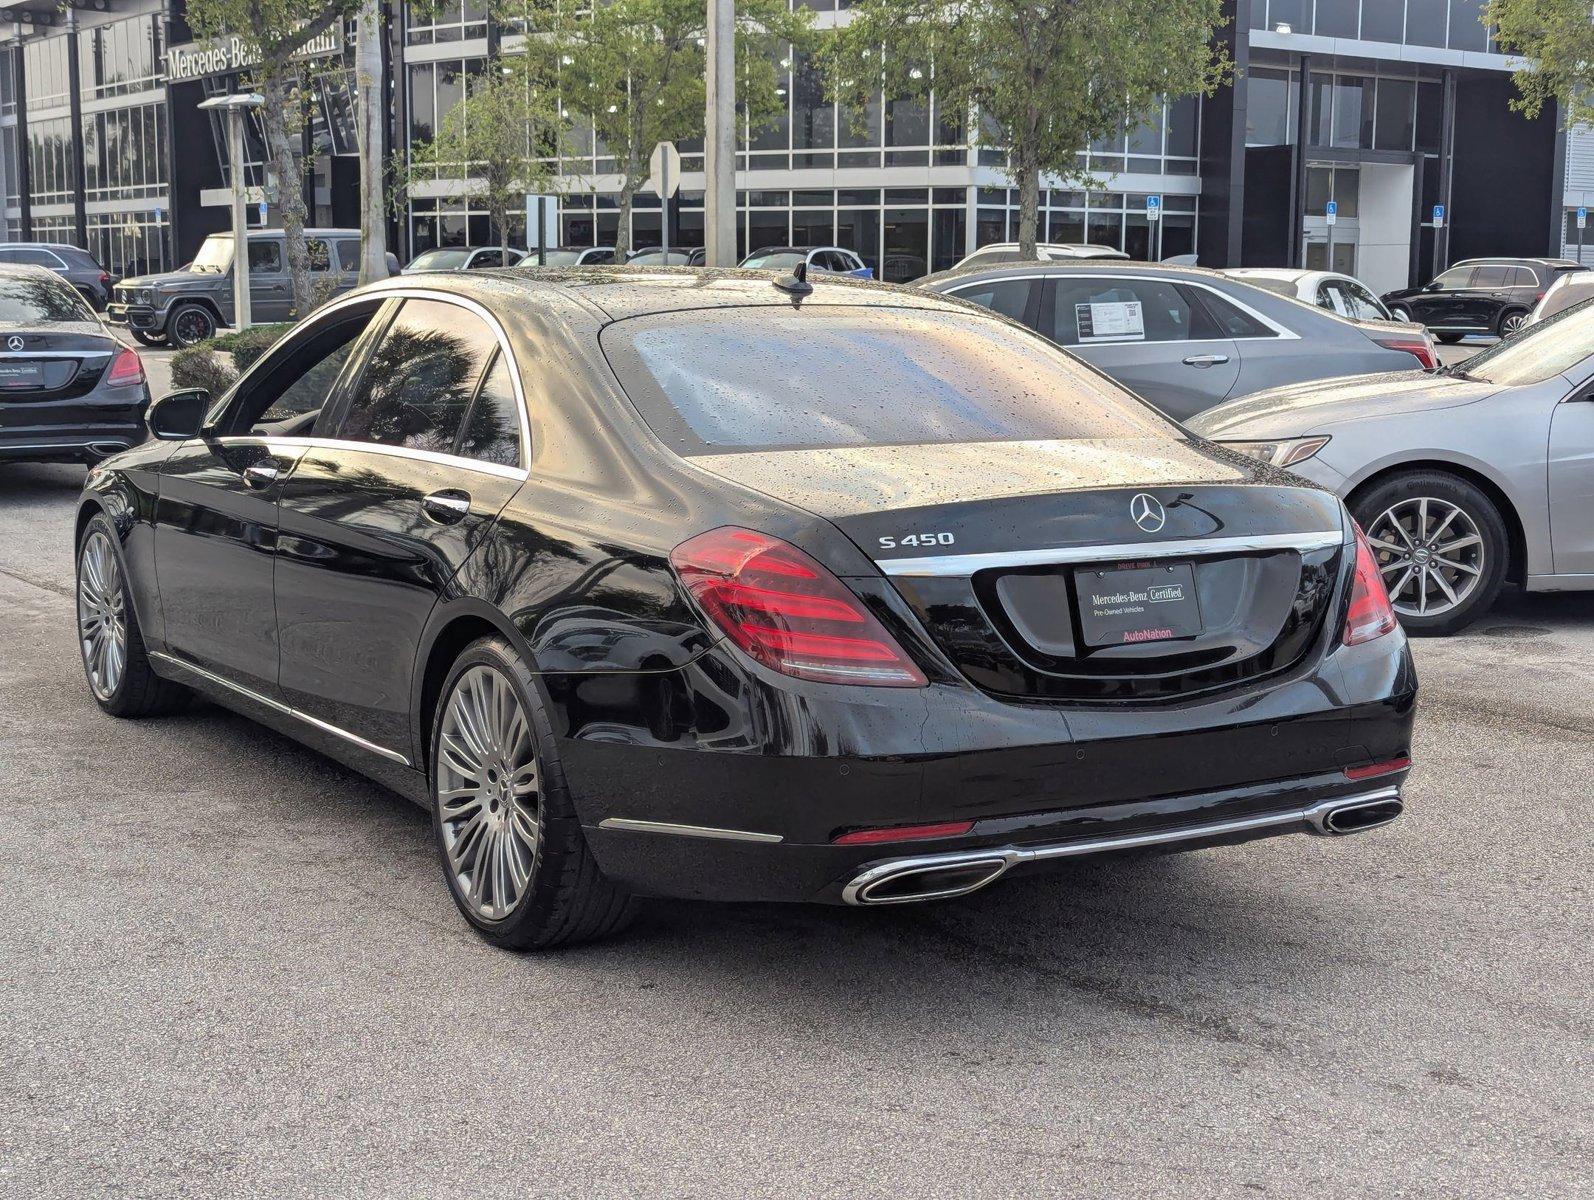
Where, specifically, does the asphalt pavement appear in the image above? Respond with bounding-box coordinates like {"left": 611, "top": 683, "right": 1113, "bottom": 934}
{"left": 0, "top": 450, "right": 1589, "bottom": 1198}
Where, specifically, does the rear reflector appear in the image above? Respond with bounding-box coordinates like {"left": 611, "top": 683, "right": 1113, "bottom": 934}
{"left": 671, "top": 527, "right": 928, "bottom": 687}
{"left": 105, "top": 347, "right": 144, "bottom": 387}
{"left": 833, "top": 820, "right": 974, "bottom": 845}
{"left": 1344, "top": 754, "right": 1412, "bottom": 781}
{"left": 1343, "top": 523, "right": 1399, "bottom": 646}
{"left": 1375, "top": 336, "right": 1439, "bottom": 370}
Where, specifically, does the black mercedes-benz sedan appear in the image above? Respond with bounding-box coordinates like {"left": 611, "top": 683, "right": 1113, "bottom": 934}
{"left": 74, "top": 268, "right": 1416, "bottom": 948}
{"left": 0, "top": 263, "right": 149, "bottom": 465}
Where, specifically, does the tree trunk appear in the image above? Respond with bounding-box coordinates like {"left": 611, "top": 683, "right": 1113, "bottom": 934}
{"left": 1015, "top": 156, "right": 1041, "bottom": 260}
{"left": 355, "top": 0, "right": 388, "bottom": 285}
{"left": 616, "top": 175, "right": 639, "bottom": 258}
{"left": 261, "top": 74, "right": 313, "bottom": 318}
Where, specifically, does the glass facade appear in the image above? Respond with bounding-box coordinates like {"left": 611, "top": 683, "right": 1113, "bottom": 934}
{"left": 1250, "top": 0, "right": 1493, "bottom": 51}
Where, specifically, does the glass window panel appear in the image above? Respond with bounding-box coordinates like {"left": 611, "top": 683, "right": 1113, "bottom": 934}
{"left": 1374, "top": 78, "right": 1416, "bottom": 151}
{"left": 1415, "top": 81, "right": 1444, "bottom": 152}
{"left": 1315, "top": 0, "right": 1359, "bottom": 36}
{"left": 1245, "top": 69, "right": 1293, "bottom": 147}
{"left": 1306, "top": 165, "right": 1333, "bottom": 214}
{"left": 1449, "top": 0, "right": 1488, "bottom": 50}
{"left": 1406, "top": 0, "right": 1448, "bottom": 46}
{"left": 1362, "top": 0, "right": 1406, "bottom": 40}
{"left": 1308, "top": 74, "right": 1333, "bottom": 146}
{"left": 1268, "top": 0, "right": 1312, "bottom": 33}
{"left": 1331, "top": 77, "right": 1369, "bottom": 149}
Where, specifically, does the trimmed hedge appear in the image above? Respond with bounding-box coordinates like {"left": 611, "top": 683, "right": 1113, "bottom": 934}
{"left": 207, "top": 322, "right": 292, "bottom": 371}
{"left": 169, "top": 346, "right": 237, "bottom": 397}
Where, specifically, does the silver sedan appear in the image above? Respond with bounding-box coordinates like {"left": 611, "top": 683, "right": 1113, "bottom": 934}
{"left": 1189, "top": 304, "right": 1594, "bottom": 635}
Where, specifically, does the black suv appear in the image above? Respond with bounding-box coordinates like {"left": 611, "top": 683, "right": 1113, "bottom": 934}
{"left": 0, "top": 242, "right": 116, "bottom": 309}
{"left": 1382, "top": 257, "right": 1585, "bottom": 342}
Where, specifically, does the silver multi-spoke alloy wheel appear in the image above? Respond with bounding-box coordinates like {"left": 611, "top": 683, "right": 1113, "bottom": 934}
{"left": 436, "top": 665, "right": 541, "bottom": 922}
{"left": 1500, "top": 311, "right": 1528, "bottom": 336}
{"left": 1366, "top": 496, "right": 1484, "bottom": 619}
{"left": 77, "top": 529, "right": 127, "bottom": 701}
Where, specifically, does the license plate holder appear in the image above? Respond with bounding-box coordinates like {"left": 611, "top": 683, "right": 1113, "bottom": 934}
{"left": 1075, "top": 561, "right": 1203, "bottom": 647}
{"left": 0, "top": 361, "right": 44, "bottom": 390}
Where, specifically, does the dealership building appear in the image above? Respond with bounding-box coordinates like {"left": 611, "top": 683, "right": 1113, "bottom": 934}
{"left": 0, "top": 0, "right": 1587, "bottom": 289}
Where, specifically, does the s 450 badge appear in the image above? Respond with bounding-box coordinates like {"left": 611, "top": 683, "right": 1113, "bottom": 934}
{"left": 878, "top": 532, "right": 956, "bottom": 550}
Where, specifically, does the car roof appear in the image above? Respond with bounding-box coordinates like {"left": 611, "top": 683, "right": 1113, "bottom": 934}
{"left": 367, "top": 264, "right": 969, "bottom": 324}
{"left": 0, "top": 261, "right": 73, "bottom": 280}
{"left": 1453, "top": 257, "right": 1583, "bottom": 268}
{"left": 919, "top": 258, "right": 1240, "bottom": 290}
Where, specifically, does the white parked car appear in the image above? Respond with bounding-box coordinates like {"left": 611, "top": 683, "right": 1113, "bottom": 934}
{"left": 1529, "top": 270, "right": 1594, "bottom": 325}
{"left": 953, "top": 242, "right": 1129, "bottom": 269}
{"left": 1226, "top": 268, "right": 1395, "bottom": 321}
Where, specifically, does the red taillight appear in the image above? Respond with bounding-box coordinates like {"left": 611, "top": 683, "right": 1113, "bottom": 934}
{"left": 1343, "top": 523, "right": 1399, "bottom": 646}
{"left": 1375, "top": 336, "right": 1438, "bottom": 370}
{"left": 1344, "top": 754, "right": 1412, "bottom": 781}
{"left": 670, "top": 526, "right": 928, "bottom": 687}
{"left": 833, "top": 820, "right": 974, "bottom": 845}
{"left": 105, "top": 346, "right": 144, "bottom": 387}
{"left": 98, "top": 271, "right": 111, "bottom": 284}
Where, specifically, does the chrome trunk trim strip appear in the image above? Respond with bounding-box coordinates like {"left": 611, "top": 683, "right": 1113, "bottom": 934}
{"left": 876, "top": 529, "right": 1345, "bottom": 577}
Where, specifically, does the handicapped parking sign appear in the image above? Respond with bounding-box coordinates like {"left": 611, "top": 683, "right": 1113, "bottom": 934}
{"left": 1433, "top": 204, "right": 1445, "bottom": 229}
{"left": 1325, "top": 200, "right": 1337, "bottom": 227}
{"left": 1579, "top": 207, "right": 1588, "bottom": 230}
{"left": 1146, "top": 195, "right": 1161, "bottom": 222}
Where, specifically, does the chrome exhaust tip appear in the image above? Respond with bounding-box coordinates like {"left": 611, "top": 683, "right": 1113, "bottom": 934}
{"left": 1309, "top": 796, "right": 1404, "bottom": 836}
{"left": 85, "top": 441, "right": 129, "bottom": 457}
{"left": 844, "top": 854, "right": 1011, "bottom": 906}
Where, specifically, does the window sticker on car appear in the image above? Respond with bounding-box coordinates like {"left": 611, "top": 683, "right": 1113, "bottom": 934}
{"left": 1076, "top": 301, "right": 1145, "bottom": 341}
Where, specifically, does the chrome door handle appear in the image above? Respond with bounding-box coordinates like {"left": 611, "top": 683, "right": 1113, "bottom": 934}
{"left": 1182, "top": 354, "right": 1230, "bottom": 367}
{"left": 421, "top": 489, "right": 471, "bottom": 524}
{"left": 242, "top": 461, "right": 280, "bottom": 489}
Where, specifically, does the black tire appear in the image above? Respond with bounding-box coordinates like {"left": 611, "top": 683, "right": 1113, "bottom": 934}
{"left": 1350, "top": 471, "right": 1511, "bottom": 637}
{"left": 1435, "top": 332, "right": 1466, "bottom": 344}
{"left": 166, "top": 303, "right": 217, "bottom": 348}
{"left": 1496, "top": 308, "right": 1529, "bottom": 338}
{"left": 131, "top": 329, "right": 168, "bottom": 348}
{"left": 76, "top": 514, "right": 190, "bottom": 717}
{"left": 430, "top": 636, "right": 638, "bottom": 949}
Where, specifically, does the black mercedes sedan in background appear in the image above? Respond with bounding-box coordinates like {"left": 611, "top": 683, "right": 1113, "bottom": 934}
{"left": 0, "top": 263, "right": 149, "bottom": 465}
{"left": 74, "top": 269, "right": 1415, "bottom": 948}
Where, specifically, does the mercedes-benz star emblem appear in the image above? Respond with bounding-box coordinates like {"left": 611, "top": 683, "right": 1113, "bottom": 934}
{"left": 6, "top": 336, "right": 23, "bottom": 352}
{"left": 1130, "top": 493, "right": 1166, "bottom": 533}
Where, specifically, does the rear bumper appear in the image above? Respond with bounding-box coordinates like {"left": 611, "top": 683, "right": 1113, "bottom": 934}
{"left": 0, "top": 389, "right": 149, "bottom": 462}
{"left": 561, "top": 630, "right": 1417, "bottom": 904}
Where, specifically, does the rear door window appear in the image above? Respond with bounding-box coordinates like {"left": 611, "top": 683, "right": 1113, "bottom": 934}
{"left": 600, "top": 305, "right": 1180, "bottom": 454}
{"left": 306, "top": 239, "right": 332, "bottom": 272}
{"left": 335, "top": 239, "right": 361, "bottom": 271}
{"left": 1192, "top": 288, "right": 1277, "bottom": 338}
{"left": 1471, "top": 265, "right": 1510, "bottom": 289}
{"left": 948, "top": 278, "right": 1035, "bottom": 325}
{"left": 1045, "top": 277, "right": 1205, "bottom": 345}
{"left": 328, "top": 297, "right": 500, "bottom": 454}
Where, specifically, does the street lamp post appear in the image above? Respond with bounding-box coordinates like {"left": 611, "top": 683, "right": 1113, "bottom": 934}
{"left": 198, "top": 92, "right": 264, "bottom": 331}
{"left": 704, "top": 0, "right": 736, "bottom": 268}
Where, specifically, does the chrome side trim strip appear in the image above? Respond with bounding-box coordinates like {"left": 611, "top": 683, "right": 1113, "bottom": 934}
{"left": 236, "top": 435, "right": 529, "bottom": 482}
{"left": 597, "top": 817, "right": 785, "bottom": 844}
{"left": 841, "top": 786, "right": 1401, "bottom": 905}
{"left": 148, "top": 651, "right": 412, "bottom": 767}
{"left": 877, "top": 529, "right": 1344, "bottom": 577}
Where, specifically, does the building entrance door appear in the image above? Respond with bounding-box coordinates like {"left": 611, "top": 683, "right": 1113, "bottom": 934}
{"left": 1303, "top": 224, "right": 1358, "bottom": 274}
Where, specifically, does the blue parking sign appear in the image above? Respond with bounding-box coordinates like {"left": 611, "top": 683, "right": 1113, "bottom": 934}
{"left": 1325, "top": 199, "right": 1337, "bottom": 226}
{"left": 1433, "top": 204, "right": 1445, "bottom": 228}
{"left": 1146, "top": 195, "right": 1161, "bottom": 221}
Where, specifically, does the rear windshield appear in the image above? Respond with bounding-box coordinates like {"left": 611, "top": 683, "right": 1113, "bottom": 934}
{"left": 408, "top": 249, "right": 470, "bottom": 271}
{"left": 601, "top": 305, "right": 1181, "bottom": 454}
{"left": 1459, "top": 300, "right": 1594, "bottom": 385}
{"left": 1232, "top": 275, "right": 1296, "bottom": 299}
{"left": 0, "top": 276, "right": 95, "bottom": 322}
{"left": 742, "top": 250, "right": 805, "bottom": 269}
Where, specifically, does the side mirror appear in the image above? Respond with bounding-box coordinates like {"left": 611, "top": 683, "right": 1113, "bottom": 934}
{"left": 147, "top": 388, "right": 210, "bottom": 441}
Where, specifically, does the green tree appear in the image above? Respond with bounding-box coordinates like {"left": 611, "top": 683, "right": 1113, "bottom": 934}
{"left": 403, "top": 58, "right": 561, "bottom": 259}
{"left": 183, "top": 0, "right": 360, "bottom": 316}
{"left": 1486, "top": 0, "right": 1594, "bottom": 125}
{"left": 520, "top": 0, "right": 812, "bottom": 257}
{"left": 830, "top": 0, "right": 1227, "bottom": 259}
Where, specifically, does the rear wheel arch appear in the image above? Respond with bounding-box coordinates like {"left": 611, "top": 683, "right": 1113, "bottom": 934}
{"left": 413, "top": 604, "right": 542, "bottom": 775}
{"left": 1346, "top": 460, "right": 1527, "bottom": 586}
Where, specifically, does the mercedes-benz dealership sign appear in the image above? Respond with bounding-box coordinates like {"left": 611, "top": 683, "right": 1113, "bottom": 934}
{"left": 167, "top": 28, "right": 343, "bottom": 82}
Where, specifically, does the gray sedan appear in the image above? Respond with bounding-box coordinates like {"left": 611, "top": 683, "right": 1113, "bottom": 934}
{"left": 918, "top": 261, "right": 1435, "bottom": 420}
{"left": 1189, "top": 303, "right": 1594, "bottom": 635}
